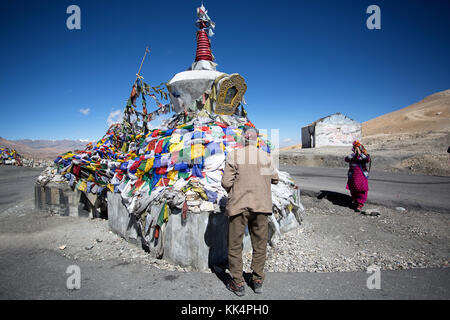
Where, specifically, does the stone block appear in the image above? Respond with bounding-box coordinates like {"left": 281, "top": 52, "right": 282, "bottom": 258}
{"left": 106, "top": 192, "right": 252, "bottom": 271}
{"left": 107, "top": 192, "right": 140, "bottom": 243}
{"left": 34, "top": 182, "right": 92, "bottom": 217}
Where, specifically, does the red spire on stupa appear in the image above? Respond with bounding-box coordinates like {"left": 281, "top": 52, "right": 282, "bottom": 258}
{"left": 194, "top": 4, "right": 215, "bottom": 62}
{"left": 195, "top": 29, "right": 213, "bottom": 61}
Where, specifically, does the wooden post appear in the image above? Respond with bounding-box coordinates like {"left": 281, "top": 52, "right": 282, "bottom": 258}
{"left": 136, "top": 46, "right": 150, "bottom": 80}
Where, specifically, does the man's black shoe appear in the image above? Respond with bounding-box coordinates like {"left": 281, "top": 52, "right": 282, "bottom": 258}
{"left": 227, "top": 279, "right": 245, "bottom": 296}
{"left": 252, "top": 279, "right": 263, "bottom": 294}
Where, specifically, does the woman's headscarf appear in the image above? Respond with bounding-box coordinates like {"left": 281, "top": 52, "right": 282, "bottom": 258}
{"left": 352, "top": 140, "right": 368, "bottom": 155}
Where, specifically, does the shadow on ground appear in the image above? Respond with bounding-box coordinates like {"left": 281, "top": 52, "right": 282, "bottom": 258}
{"left": 317, "top": 190, "right": 354, "bottom": 209}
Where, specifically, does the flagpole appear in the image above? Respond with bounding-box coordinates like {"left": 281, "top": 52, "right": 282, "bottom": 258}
{"left": 136, "top": 46, "right": 150, "bottom": 80}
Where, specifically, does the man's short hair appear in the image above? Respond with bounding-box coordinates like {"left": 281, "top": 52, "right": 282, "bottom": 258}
{"left": 243, "top": 127, "right": 258, "bottom": 143}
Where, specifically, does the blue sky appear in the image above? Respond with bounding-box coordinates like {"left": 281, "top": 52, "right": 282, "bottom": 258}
{"left": 1, "top": 0, "right": 449, "bottom": 145}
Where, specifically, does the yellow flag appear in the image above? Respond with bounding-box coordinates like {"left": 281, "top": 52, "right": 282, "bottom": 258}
{"left": 169, "top": 141, "right": 184, "bottom": 153}
{"left": 191, "top": 144, "right": 205, "bottom": 160}
{"left": 204, "top": 98, "right": 212, "bottom": 113}
{"left": 136, "top": 169, "right": 145, "bottom": 179}
{"left": 78, "top": 180, "right": 87, "bottom": 192}
{"left": 163, "top": 204, "right": 169, "bottom": 223}
{"left": 167, "top": 170, "right": 178, "bottom": 181}
{"left": 62, "top": 153, "right": 74, "bottom": 159}
{"left": 144, "top": 158, "right": 154, "bottom": 172}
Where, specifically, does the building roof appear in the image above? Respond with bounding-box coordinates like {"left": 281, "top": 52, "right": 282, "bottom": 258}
{"left": 303, "top": 112, "right": 358, "bottom": 127}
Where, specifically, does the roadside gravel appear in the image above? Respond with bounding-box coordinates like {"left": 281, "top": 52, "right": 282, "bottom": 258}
{"left": 245, "top": 195, "right": 449, "bottom": 273}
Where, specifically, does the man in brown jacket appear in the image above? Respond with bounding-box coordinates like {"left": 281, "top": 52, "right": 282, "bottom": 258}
{"left": 221, "top": 127, "right": 278, "bottom": 296}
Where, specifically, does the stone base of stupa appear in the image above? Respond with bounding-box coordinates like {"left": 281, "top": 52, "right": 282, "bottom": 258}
{"left": 34, "top": 182, "right": 301, "bottom": 271}
{"left": 107, "top": 192, "right": 253, "bottom": 271}
{"left": 34, "top": 182, "right": 102, "bottom": 218}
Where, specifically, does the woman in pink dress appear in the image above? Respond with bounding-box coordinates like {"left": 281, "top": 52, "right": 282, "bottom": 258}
{"left": 345, "top": 141, "right": 371, "bottom": 212}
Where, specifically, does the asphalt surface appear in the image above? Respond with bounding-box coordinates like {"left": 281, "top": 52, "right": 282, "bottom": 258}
{"left": 0, "top": 165, "right": 42, "bottom": 212}
{"left": 280, "top": 165, "right": 450, "bottom": 213}
{"left": 1, "top": 247, "right": 449, "bottom": 300}
{"left": 0, "top": 165, "right": 449, "bottom": 300}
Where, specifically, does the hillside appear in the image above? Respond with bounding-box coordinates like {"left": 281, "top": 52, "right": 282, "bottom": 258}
{"left": 280, "top": 143, "right": 302, "bottom": 151}
{"left": 362, "top": 89, "right": 450, "bottom": 136}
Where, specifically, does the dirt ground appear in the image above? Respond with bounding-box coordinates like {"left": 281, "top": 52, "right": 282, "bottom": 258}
{"left": 249, "top": 195, "right": 450, "bottom": 273}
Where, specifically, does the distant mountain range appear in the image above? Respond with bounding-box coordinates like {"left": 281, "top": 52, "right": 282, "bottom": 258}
{"left": 0, "top": 137, "right": 90, "bottom": 160}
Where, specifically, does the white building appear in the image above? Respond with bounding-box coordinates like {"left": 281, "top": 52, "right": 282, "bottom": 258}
{"left": 302, "top": 113, "right": 362, "bottom": 148}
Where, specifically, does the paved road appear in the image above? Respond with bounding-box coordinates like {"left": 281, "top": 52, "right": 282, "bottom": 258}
{"left": 280, "top": 165, "right": 450, "bottom": 213}
{"left": 0, "top": 166, "right": 42, "bottom": 212}
{"left": 1, "top": 248, "right": 449, "bottom": 300}
{"left": 0, "top": 166, "right": 449, "bottom": 300}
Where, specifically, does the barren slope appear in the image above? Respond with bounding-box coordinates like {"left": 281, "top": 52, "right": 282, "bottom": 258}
{"left": 362, "top": 89, "right": 450, "bottom": 136}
